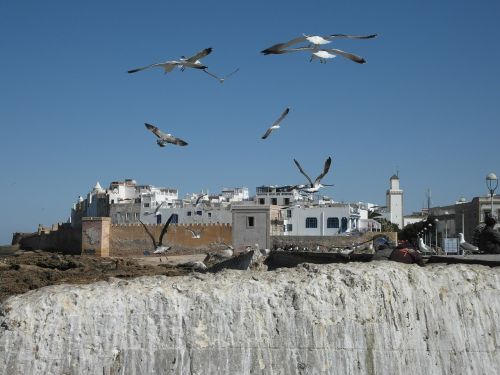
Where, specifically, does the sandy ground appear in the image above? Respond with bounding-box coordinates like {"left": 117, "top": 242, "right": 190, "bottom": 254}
{"left": 0, "top": 246, "right": 207, "bottom": 303}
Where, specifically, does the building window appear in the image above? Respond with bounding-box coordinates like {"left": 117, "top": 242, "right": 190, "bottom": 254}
{"left": 208, "top": 212, "right": 212, "bottom": 218}
{"left": 187, "top": 211, "right": 192, "bottom": 216}
{"left": 259, "top": 198, "right": 265, "bottom": 205}
{"left": 286, "top": 224, "right": 293, "bottom": 232}
{"left": 125, "top": 212, "right": 130, "bottom": 220}
{"left": 327, "top": 217, "right": 339, "bottom": 228}
{"left": 144, "top": 203, "right": 150, "bottom": 208}
{"left": 271, "top": 198, "right": 277, "bottom": 205}
{"left": 305, "top": 217, "right": 318, "bottom": 228}
{"left": 247, "top": 216, "right": 255, "bottom": 228}
{"left": 287, "top": 209, "right": 292, "bottom": 218}
{"left": 196, "top": 211, "right": 202, "bottom": 216}
{"left": 134, "top": 213, "right": 139, "bottom": 220}
{"left": 284, "top": 198, "right": 290, "bottom": 205}
{"left": 171, "top": 214, "right": 178, "bottom": 224}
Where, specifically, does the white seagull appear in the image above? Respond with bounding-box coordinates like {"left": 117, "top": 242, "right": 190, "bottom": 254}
{"left": 293, "top": 156, "right": 333, "bottom": 193}
{"left": 261, "top": 33, "right": 377, "bottom": 64}
{"left": 139, "top": 214, "right": 175, "bottom": 254}
{"left": 127, "top": 47, "right": 213, "bottom": 75}
{"left": 418, "top": 237, "right": 433, "bottom": 254}
{"left": 185, "top": 227, "right": 203, "bottom": 239}
{"left": 261, "top": 107, "right": 290, "bottom": 139}
{"left": 202, "top": 67, "right": 240, "bottom": 83}
{"left": 458, "top": 233, "right": 479, "bottom": 254}
{"left": 145, "top": 123, "right": 188, "bottom": 147}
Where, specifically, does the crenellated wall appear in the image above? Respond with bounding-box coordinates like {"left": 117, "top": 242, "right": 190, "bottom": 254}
{"left": 15, "top": 224, "right": 81, "bottom": 254}
{"left": 109, "top": 222, "right": 232, "bottom": 256}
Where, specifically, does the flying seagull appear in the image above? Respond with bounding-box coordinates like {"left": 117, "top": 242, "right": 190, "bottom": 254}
{"left": 261, "top": 107, "right": 290, "bottom": 139}
{"left": 261, "top": 33, "right": 377, "bottom": 54}
{"left": 458, "top": 233, "right": 479, "bottom": 255}
{"left": 185, "top": 227, "right": 203, "bottom": 239}
{"left": 202, "top": 67, "right": 240, "bottom": 83}
{"left": 128, "top": 47, "right": 213, "bottom": 75}
{"left": 144, "top": 123, "right": 188, "bottom": 147}
{"left": 261, "top": 33, "right": 377, "bottom": 64}
{"left": 139, "top": 214, "right": 175, "bottom": 254}
{"left": 144, "top": 200, "right": 166, "bottom": 216}
{"left": 293, "top": 156, "right": 333, "bottom": 193}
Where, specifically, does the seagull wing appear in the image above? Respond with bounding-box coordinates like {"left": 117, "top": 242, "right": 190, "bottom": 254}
{"left": 185, "top": 47, "right": 213, "bottom": 62}
{"left": 321, "top": 48, "right": 366, "bottom": 64}
{"left": 272, "top": 107, "right": 290, "bottom": 127}
{"left": 165, "top": 134, "right": 188, "bottom": 146}
{"left": 145, "top": 123, "right": 167, "bottom": 139}
{"left": 203, "top": 69, "right": 224, "bottom": 83}
{"left": 261, "top": 36, "right": 308, "bottom": 54}
{"left": 158, "top": 214, "right": 175, "bottom": 246}
{"left": 327, "top": 33, "right": 378, "bottom": 40}
{"left": 293, "top": 159, "right": 314, "bottom": 186}
{"left": 315, "top": 157, "right": 332, "bottom": 185}
{"left": 128, "top": 62, "right": 176, "bottom": 74}
{"left": 261, "top": 127, "right": 274, "bottom": 139}
{"left": 139, "top": 219, "right": 157, "bottom": 248}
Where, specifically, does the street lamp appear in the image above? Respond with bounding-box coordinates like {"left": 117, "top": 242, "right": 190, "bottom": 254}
{"left": 444, "top": 211, "right": 449, "bottom": 239}
{"left": 423, "top": 228, "right": 428, "bottom": 246}
{"left": 427, "top": 223, "right": 432, "bottom": 246}
{"left": 434, "top": 218, "right": 439, "bottom": 251}
{"left": 486, "top": 173, "right": 498, "bottom": 218}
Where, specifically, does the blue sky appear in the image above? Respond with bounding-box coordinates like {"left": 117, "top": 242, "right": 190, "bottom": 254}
{"left": 1, "top": 0, "right": 499, "bottom": 244}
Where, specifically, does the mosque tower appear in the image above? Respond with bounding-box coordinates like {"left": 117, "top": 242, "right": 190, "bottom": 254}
{"left": 386, "top": 173, "right": 403, "bottom": 229}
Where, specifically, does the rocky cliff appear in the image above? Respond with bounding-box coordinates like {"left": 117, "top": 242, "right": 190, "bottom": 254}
{"left": 1, "top": 262, "right": 499, "bottom": 374}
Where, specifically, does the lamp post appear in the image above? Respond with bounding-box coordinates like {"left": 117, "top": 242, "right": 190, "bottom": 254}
{"left": 427, "top": 223, "right": 432, "bottom": 246}
{"left": 486, "top": 173, "right": 498, "bottom": 218}
{"left": 444, "top": 211, "right": 449, "bottom": 239}
{"left": 434, "top": 218, "right": 439, "bottom": 251}
{"left": 423, "top": 228, "right": 428, "bottom": 246}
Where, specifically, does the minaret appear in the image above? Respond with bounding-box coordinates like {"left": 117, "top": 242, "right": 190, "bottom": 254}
{"left": 386, "top": 173, "right": 403, "bottom": 229}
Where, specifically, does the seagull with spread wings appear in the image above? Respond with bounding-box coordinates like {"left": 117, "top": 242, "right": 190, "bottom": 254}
{"left": 203, "top": 67, "right": 240, "bottom": 83}
{"left": 261, "top": 33, "right": 377, "bottom": 64}
{"left": 139, "top": 214, "right": 175, "bottom": 254}
{"left": 261, "top": 107, "right": 290, "bottom": 139}
{"left": 185, "top": 227, "right": 203, "bottom": 239}
{"left": 293, "top": 156, "right": 333, "bottom": 193}
{"left": 144, "top": 123, "right": 188, "bottom": 147}
{"left": 127, "top": 47, "right": 213, "bottom": 75}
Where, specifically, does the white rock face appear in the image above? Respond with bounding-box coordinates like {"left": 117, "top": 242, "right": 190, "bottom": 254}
{"left": 1, "top": 262, "right": 500, "bottom": 375}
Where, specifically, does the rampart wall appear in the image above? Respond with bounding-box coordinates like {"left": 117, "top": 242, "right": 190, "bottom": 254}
{"left": 16, "top": 224, "right": 81, "bottom": 255}
{"left": 109, "top": 223, "right": 232, "bottom": 257}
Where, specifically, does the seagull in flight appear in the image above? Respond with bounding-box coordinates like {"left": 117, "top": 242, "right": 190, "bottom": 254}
{"left": 293, "top": 156, "right": 333, "bottom": 193}
{"left": 127, "top": 47, "right": 213, "bottom": 75}
{"left": 139, "top": 214, "right": 175, "bottom": 254}
{"left": 261, "top": 107, "right": 290, "bottom": 139}
{"left": 203, "top": 67, "right": 240, "bottom": 83}
{"left": 185, "top": 227, "right": 203, "bottom": 239}
{"left": 145, "top": 123, "right": 188, "bottom": 147}
{"left": 261, "top": 33, "right": 377, "bottom": 64}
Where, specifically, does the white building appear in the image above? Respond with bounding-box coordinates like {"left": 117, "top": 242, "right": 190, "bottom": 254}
{"left": 280, "top": 203, "right": 379, "bottom": 236}
{"left": 386, "top": 174, "right": 403, "bottom": 229}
